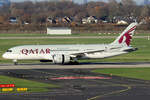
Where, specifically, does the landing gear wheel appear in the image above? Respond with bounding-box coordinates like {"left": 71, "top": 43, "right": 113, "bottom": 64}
{"left": 73, "top": 58, "right": 79, "bottom": 65}
{"left": 74, "top": 61, "right": 79, "bottom": 65}
{"left": 68, "top": 61, "right": 79, "bottom": 65}
{"left": 13, "top": 60, "right": 18, "bottom": 65}
{"left": 14, "top": 62, "right": 18, "bottom": 65}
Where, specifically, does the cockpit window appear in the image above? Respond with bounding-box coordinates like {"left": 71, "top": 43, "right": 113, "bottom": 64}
{"left": 6, "top": 50, "right": 12, "bottom": 52}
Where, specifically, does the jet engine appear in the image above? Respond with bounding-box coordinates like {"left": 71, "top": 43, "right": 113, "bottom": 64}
{"left": 52, "top": 54, "right": 71, "bottom": 64}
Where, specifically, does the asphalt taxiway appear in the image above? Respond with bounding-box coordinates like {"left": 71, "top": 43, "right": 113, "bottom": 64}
{"left": 0, "top": 62, "right": 150, "bottom": 69}
{"left": 0, "top": 69, "right": 150, "bottom": 100}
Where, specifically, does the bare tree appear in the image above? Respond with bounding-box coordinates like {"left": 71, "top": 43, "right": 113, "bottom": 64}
{"left": 108, "top": 0, "right": 119, "bottom": 20}
{"left": 121, "top": 0, "right": 136, "bottom": 5}
{"left": 120, "top": 0, "right": 137, "bottom": 16}
{"left": 141, "top": 5, "right": 150, "bottom": 18}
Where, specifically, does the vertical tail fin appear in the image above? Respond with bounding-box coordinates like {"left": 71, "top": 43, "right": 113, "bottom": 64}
{"left": 111, "top": 22, "right": 138, "bottom": 46}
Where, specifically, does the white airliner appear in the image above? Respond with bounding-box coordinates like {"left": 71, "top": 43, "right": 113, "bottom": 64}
{"left": 2, "top": 23, "right": 138, "bottom": 65}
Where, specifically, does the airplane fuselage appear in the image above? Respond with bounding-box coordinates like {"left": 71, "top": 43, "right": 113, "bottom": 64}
{"left": 2, "top": 44, "right": 130, "bottom": 60}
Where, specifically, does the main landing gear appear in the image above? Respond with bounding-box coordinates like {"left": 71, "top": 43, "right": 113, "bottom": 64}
{"left": 13, "top": 59, "right": 18, "bottom": 65}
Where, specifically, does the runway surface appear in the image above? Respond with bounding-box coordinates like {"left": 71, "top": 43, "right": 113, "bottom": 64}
{"left": 0, "top": 62, "right": 150, "bottom": 69}
{"left": 0, "top": 68, "right": 150, "bottom": 100}
{"left": 0, "top": 36, "right": 149, "bottom": 39}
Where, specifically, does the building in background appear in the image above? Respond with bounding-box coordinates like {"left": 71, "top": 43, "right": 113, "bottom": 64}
{"left": 82, "top": 16, "right": 98, "bottom": 24}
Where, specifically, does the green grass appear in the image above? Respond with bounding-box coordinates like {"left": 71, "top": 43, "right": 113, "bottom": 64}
{"left": 0, "top": 33, "right": 149, "bottom": 37}
{"left": 0, "top": 33, "right": 105, "bottom": 37}
{"left": 92, "top": 68, "right": 150, "bottom": 80}
{"left": 0, "top": 37, "right": 150, "bottom": 63}
{"left": 0, "top": 75, "right": 58, "bottom": 93}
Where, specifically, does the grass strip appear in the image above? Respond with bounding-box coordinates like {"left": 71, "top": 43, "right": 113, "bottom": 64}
{"left": 93, "top": 68, "right": 150, "bottom": 80}
{"left": 0, "top": 75, "right": 58, "bottom": 93}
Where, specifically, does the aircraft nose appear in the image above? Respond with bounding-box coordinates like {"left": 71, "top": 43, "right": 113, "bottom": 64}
{"left": 2, "top": 53, "right": 8, "bottom": 59}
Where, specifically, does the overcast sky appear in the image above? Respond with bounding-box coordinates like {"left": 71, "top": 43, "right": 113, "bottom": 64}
{"left": 10, "top": 0, "right": 146, "bottom": 5}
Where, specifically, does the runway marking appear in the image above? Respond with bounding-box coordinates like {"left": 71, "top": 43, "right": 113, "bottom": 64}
{"left": 87, "top": 84, "right": 131, "bottom": 100}
{"left": 50, "top": 76, "right": 111, "bottom": 80}
{"left": 86, "top": 77, "right": 133, "bottom": 100}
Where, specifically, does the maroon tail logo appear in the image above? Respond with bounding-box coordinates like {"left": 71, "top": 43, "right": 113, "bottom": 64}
{"left": 119, "top": 26, "right": 136, "bottom": 46}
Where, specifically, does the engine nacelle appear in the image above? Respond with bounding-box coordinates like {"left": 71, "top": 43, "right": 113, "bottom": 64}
{"left": 53, "top": 54, "right": 71, "bottom": 64}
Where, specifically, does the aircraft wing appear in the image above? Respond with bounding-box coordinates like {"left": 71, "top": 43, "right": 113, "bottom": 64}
{"left": 69, "top": 46, "right": 124, "bottom": 58}
{"left": 70, "top": 49, "right": 105, "bottom": 57}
